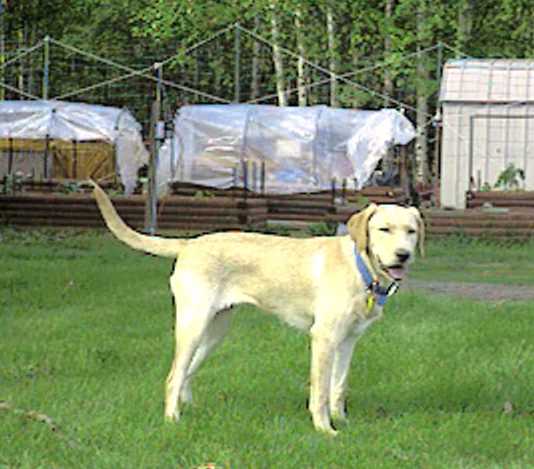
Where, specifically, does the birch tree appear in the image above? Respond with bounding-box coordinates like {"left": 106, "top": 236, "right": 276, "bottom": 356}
{"left": 269, "top": 2, "right": 287, "bottom": 106}
{"left": 250, "top": 15, "right": 261, "bottom": 101}
{"left": 383, "top": 0, "right": 395, "bottom": 107}
{"left": 325, "top": 3, "right": 337, "bottom": 107}
{"left": 294, "top": 5, "right": 307, "bottom": 106}
{"left": 415, "top": 0, "right": 430, "bottom": 184}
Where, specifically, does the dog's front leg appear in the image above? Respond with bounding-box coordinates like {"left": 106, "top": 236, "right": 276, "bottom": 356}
{"left": 330, "top": 332, "right": 360, "bottom": 422}
{"left": 308, "top": 326, "right": 338, "bottom": 436}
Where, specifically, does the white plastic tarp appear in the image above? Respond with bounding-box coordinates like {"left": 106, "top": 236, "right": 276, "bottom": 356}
{"left": 0, "top": 100, "right": 148, "bottom": 193}
{"left": 158, "top": 104, "right": 415, "bottom": 196}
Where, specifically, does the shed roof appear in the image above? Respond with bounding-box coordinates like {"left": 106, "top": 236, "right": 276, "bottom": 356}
{"left": 439, "top": 59, "right": 534, "bottom": 103}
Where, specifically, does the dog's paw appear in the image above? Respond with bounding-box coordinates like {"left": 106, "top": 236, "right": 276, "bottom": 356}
{"left": 319, "top": 424, "right": 338, "bottom": 437}
{"left": 330, "top": 400, "right": 348, "bottom": 423}
{"left": 312, "top": 418, "right": 339, "bottom": 437}
{"left": 164, "top": 410, "right": 180, "bottom": 423}
{"left": 331, "top": 412, "right": 348, "bottom": 426}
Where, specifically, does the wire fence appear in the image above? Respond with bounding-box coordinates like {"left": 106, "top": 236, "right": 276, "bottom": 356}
{"left": 0, "top": 23, "right": 456, "bottom": 133}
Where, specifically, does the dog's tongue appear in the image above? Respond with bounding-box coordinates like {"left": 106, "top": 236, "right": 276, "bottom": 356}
{"left": 387, "top": 267, "right": 407, "bottom": 281}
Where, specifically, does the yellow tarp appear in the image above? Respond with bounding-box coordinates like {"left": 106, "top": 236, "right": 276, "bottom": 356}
{"left": 0, "top": 138, "right": 116, "bottom": 180}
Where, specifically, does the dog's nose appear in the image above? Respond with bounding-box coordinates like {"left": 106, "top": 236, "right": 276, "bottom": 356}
{"left": 395, "top": 249, "right": 411, "bottom": 263}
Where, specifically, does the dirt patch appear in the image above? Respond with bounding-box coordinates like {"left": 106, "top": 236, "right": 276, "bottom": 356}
{"left": 404, "top": 279, "right": 534, "bottom": 302}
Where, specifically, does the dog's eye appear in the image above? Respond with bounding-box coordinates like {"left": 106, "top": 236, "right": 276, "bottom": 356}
{"left": 407, "top": 229, "right": 416, "bottom": 234}
{"left": 379, "top": 227, "right": 390, "bottom": 233}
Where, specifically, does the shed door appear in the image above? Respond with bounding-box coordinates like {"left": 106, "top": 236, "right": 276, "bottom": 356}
{"left": 470, "top": 115, "right": 534, "bottom": 189}
{"left": 52, "top": 140, "right": 115, "bottom": 180}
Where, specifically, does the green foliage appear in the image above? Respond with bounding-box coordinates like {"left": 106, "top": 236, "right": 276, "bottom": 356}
{"left": 193, "top": 190, "right": 215, "bottom": 199}
{"left": 1, "top": 173, "right": 23, "bottom": 194}
{"left": 494, "top": 163, "right": 526, "bottom": 191}
{"left": 6, "top": 0, "right": 533, "bottom": 114}
{"left": 353, "top": 194, "right": 370, "bottom": 210}
{"left": 306, "top": 221, "right": 336, "bottom": 236}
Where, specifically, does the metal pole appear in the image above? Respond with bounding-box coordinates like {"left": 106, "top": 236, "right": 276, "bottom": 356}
{"left": 468, "top": 115, "right": 475, "bottom": 184}
{"left": 436, "top": 42, "right": 443, "bottom": 86}
{"left": 260, "top": 160, "right": 266, "bottom": 195}
{"left": 43, "top": 35, "right": 50, "bottom": 100}
{"left": 72, "top": 139, "right": 77, "bottom": 179}
{"left": 0, "top": 2, "right": 5, "bottom": 101}
{"left": 8, "top": 137, "right": 13, "bottom": 174}
{"left": 145, "top": 63, "right": 163, "bottom": 234}
{"left": 232, "top": 166, "right": 238, "bottom": 187}
{"left": 433, "top": 119, "right": 442, "bottom": 187}
{"left": 252, "top": 161, "right": 257, "bottom": 192}
{"left": 234, "top": 23, "right": 241, "bottom": 103}
{"left": 331, "top": 177, "right": 336, "bottom": 204}
{"left": 242, "top": 159, "right": 248, "bottom": 202}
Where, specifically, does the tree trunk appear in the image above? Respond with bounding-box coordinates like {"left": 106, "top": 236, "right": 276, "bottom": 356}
{"left": 17, "top": 26, "right": 24, "bottom": 94}
{"left": 270, "top": 5, "right": 287, "bottom": 106}
{"left": 383, "top": 0, "right": 395, "bottom": 107}
{"left": 250, "top": 15, "right": 260, "bottom": 101}
{"left": 456, "top": 0, "right": 475, "bottom": 55}
{"left": 0, "top": 1, "right": 5, "bottom": 100}
{"left": 326, "top": 5, "right": 337, "bottom": 107}
{"left": 295, "top": 6, "right": 307, "bottom": 107}
{"left": 415, "top": 0, "right": 429, "bottom": 184}
{"left": 28, "top": 22, "right": 36, "bottom": 96}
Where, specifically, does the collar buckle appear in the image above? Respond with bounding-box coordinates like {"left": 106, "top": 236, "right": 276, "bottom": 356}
{"left": 386, "top": 282, "right": 400, "bottom": 297}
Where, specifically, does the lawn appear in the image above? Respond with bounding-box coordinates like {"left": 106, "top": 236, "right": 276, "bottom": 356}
{"left": 411, "top": 236, "right": 534, "bottom": 285}
{"left": 1, "top": 228, "right": 533, "bottom": 468}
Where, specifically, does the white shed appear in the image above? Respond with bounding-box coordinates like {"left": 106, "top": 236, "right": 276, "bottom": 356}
{"left": 439, "top": 59, "right": 534, "bottom": 208}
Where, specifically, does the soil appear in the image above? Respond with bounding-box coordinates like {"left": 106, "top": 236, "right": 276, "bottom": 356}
{"left": 404, "top": 279, "right": 534, "bottom": 303}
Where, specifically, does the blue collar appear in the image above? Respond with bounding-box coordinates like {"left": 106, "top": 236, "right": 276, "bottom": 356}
{"left": 354, "top": 247, "right": 399, "bottom": 306}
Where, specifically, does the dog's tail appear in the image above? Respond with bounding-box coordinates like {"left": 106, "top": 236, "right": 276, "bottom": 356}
{"left": 89, "top": 180, "right": 185, "bottom": 258}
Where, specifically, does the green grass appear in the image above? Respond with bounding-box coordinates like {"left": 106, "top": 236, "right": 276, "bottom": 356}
{"left": 411, "top": 236, "right": 534, "bottom": 285}
{"left": 1, "top": 228, "right": 533, "bottom": 468}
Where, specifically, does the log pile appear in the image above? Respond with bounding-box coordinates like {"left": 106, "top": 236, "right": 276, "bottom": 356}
{"left": 0, "top": 194, "right": 267, "bottom": 231}
{"left": 467, "top": 191, "right": 534, "bottom": 210}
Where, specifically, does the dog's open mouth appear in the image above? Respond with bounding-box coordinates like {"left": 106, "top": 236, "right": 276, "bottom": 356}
{"left": 385, "top": 264, "right": 408, "bottom": 281}
{"left": 376, "top": 257, "right": 408, "bottom": 281}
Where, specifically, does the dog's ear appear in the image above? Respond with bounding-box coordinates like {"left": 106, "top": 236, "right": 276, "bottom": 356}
{"left": 347, "top": 204, "right": 378, "bottom": 253}
{"left": 409, "top": 207, "right": 425, "bottom": 257}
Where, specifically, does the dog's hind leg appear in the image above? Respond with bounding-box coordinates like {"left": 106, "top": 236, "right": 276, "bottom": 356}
{"left": 164, "top": 295, "right": 215, "bottom": 423}
{"left": 179, "top": 308, "right": 232, "bottom": 405}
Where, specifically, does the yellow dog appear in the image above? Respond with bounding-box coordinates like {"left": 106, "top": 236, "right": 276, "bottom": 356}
{"left": 91, "top": 181, "right": 424, "bottom": 435}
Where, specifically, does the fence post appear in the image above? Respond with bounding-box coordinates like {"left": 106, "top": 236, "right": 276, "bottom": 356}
{"left": 145, "top": 63, "right": 163, "bottom": 234}
{"left": 242, "top": 159, "right": 248, "bottom": 203}
{"left": 234, "top": 23, "right": 241, "bottom": 103}
{"left": 44, "top": 134, "right": 50, "bottom": 179}
{"left": 0, "top": 3, "right": 5, "bottom": 101}
{"left": 72, "top": 139, "right": 77, "bottom": 179}
{"left": 252, "top": 161, "right": 258, "bottom": 192}
{"left": 260, "top": 160, "right": 266, "bottom": 195}
{"left": 436, "top": 42, "right": 443, "bottom": 85}
{"left": 232, "top": 165, "right": 238, "bottom": 187}
{"left": 331, "top": 177, "right": 337, "bottom": 204}
{"left": 43, "top": 36, "right": 50, "bottom": 100}
{"left": 399, "top": 145, "right": 409, "bottom": 201}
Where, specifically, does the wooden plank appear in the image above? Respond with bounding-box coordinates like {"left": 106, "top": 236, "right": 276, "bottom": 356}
{"left": 469, "top": 190, "right": 534, "bottom": 200}
{"left": 428, "top": 226, "right": 534, "bottom": 236}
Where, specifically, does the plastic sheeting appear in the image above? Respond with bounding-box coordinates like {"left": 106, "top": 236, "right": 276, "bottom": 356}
{"left": 0, "top": 100, "right": 148, "bottom": 193}
{"left": 158, "top": 104, "right": 415, "bottom": 195}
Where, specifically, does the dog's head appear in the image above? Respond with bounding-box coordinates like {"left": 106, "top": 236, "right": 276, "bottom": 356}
{"left": 347, "top": 203, "right": 424, "bottom": 282}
